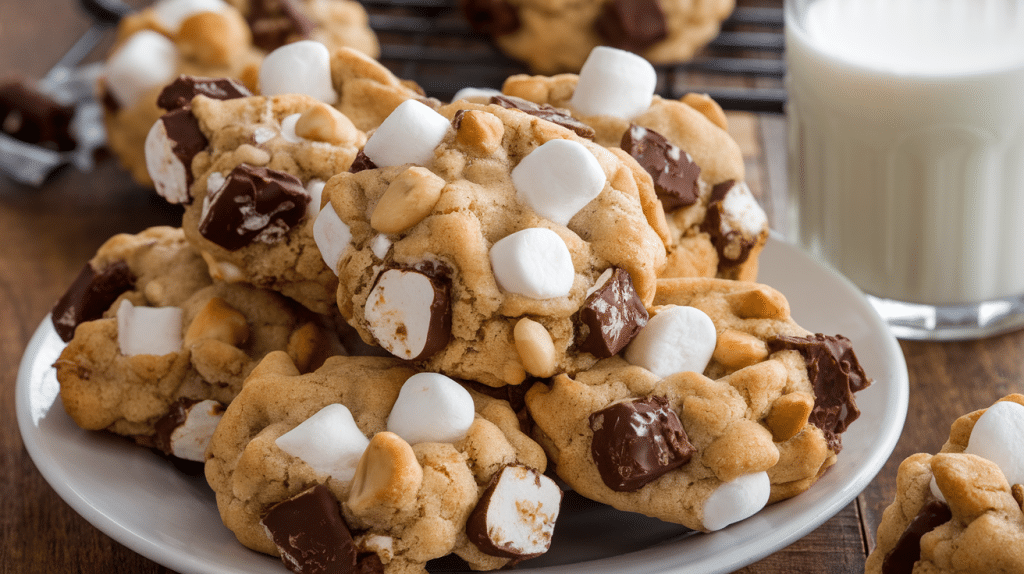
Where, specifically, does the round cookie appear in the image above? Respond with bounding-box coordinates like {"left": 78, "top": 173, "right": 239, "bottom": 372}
{"left": 317, "top": 98, "right": 669, "bottom": 387}
{"left": 205, "top": 352, "right": 559, "bottom": 574}
{"left": 865, "top": 395, "right": 1024, "bottom": 574}
{"left": 524, "top": 277, "right": 872, "bottom": 531}
{"left": 100, "top": 0, "right": 380, "bottom": 186}
{"left": 52, "top": 227, "right": 339, "bottom": 459}
{"left": 461, "top": 0, "right": 735, "bottom": 74}
{"left": 501, "top": 59, "right": 769, "bottom": 281}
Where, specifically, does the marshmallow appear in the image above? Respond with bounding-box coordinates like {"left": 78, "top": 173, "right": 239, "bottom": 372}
{"left": 144, "top": 118, "right": 190, "bottom": 204}
{"left": 168, "top": 399, "right": 224, "bottom": 461}
{"left": 451, "top": 87, "right": 502, "bottom": 104}
{"left": 104, "top": 31, "right": 179, "bottom": 109}
{"left": 152, "top": 0, "right": 228, "bottom": 33}
{"left": 719, "top": 181, "right": 769, "bottom": 236}
{"left": 305, "top": 179, "right": 326, "bottom": 219}
{"left": 362, "top": 100, "right": 450, "bottom": 167}
{"left": 275, "top": 403, "right": 369, "bottom": 481}
{"left": 370, "top": 234, "right": 392, "bottom": 259}
{"left": 387, "top": 372, "right": 475, "bottom": 444}
{"left": 489, "top": 228, "right": 575, "bottom": 299}
{"left": 313, "top": 201, "right": 352, "bottom": 273}
{"left": 364, "top": 267, "right": 452, "bottom": 360}
{"left": 511, "top": 139, "right": 606, "bottom": 226}
{"left": 466, "top": 464, "right": 562, "bottom": 559}
{"left": 116, "top": 300, "right": 183, "bottom": 356}
{"left": 932, "top": 400, "right": 1024, "bottom": 501}
{"left": 702, "top": 472, "right": 771, "bottom": 531}
{"left": 624, "top": 305, "right": 716, "bottom": 378}
{"left": 279, "top": 113, "right": 303, "bottom": 143}
{"left": 258, "top": 41, "right": 338, "bottom": 105}
{"left": 569, "top": 46, "right": 657, "bottom": 120}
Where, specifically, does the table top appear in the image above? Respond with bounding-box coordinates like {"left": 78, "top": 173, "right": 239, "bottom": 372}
{"left": 3, "top": 2, "right": 1023, "bottom": 573}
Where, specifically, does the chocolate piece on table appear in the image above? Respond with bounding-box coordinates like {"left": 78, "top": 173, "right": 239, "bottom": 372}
{"left": 364, "top": 263, "right": 453, "bottom": 361}
{"left": 156, "top": 76, "right": 252, "bottom": 111}
{"left": 247, "top": 0, "right": 316, "bottom": 52}
{"left": 0, "top": 79, "right": 76, "bottom": 152}
{"left": 578, "top": 267, "right": 648, "bottom": 358}
{"left": 594, "top": 0, "right": 668, "bottom": 53}
{"left": 881, "top": 499, "right": 952, "bottom": 574}
{"left": 766, "top": 333, "right": 871, "bottom": 453}
{"left": 51, "top": 260, "right": 136, "bottom": 342}
{"left": 199, "top": 164, "right": 310, "bottom": 251}
{"left": 261, "top": 483, "right": 357, "bottom": 574}
{"left": 349, "top": 150, "right": 377, "bottom": 173}
{"left": 620, "top": 124, "right": 700, "bottom": 210}
{"left": 461, "top": 0, "right": 521, "bottom": 36}
{"left": 490, "top": 94, "right": 596, "bottom": 140}
{"left": 589, "top": 396, "right": 695, "bottom": 491}
{"left": 700, "top": 179, "right": 757, "bottom": 268}
{"left": 465, "top": 464, "right": 562, "bottom": 560}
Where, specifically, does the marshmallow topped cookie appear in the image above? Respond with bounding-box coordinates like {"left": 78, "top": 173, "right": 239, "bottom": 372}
{"left": 501, "top": 47, "right": 769, "bottom": 281}
{"left": 205, "top": 352, "right": 558, "bottom": 574}
{"left": 866, "top": 395, "right": 1024, "bottom": 574}
{"left": 525, "top": 277, "right": 871, "bottom": 531}
{"left": 317, "top": 97, "right": 669, "bottom": 386}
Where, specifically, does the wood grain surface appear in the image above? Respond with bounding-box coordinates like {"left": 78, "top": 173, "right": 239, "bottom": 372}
{"left": 2, "top": 2, "right": 1022, "bottom": 574}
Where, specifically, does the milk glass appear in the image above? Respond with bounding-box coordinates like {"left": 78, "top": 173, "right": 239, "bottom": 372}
{"left": 785, "top": 0, "right": 1024, "bottom": 340}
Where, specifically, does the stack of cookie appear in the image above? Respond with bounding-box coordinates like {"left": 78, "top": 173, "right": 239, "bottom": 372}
{"left": 52, "top": 38, "right": 872, "bottom": 574}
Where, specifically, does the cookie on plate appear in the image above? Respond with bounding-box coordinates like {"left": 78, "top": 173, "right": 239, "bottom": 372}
{"left": 461, "top": 0, "right": 735, "bottom": 74}
{"left": 205, "top": 352, "right": 559, "bottom": 574}
{"left": 500, "top": 47, "right": 769, "bottom": 281}
{"left": 865, "top": 395, "right": 1024, "bottom": 573}
{"left": 315, "top": 96, "right": 669, "bottom": 386}
{"left": 51, "top": 227, "right": 339, "bottom": 461}
{"left": 524, "top": 277, "right": 871, "bottom": 531}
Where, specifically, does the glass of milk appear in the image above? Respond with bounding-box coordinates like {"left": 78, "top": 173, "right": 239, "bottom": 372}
{"left": 785, "top": 0, "right": 1024, "bottom": 340}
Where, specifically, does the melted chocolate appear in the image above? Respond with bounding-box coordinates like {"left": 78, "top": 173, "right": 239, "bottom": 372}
{"left": 578, "top": 267, "right": 648, "bottom": 358}
{"left": 156, "top": 76, "right": 252, "bottom": 111}
{"left": 620, "top": 124, "right": 700, "bottom": 210}
{"left": 51, "top": 260, "right": 135, "bottom": 342}
{"left": 349, "top": 150, "right": 377, "bottom": 173}
{"left": 246, "top": 0, "right": 316, "bottom": 52}
{"left": 881, "top": 499, "right": 952, "bottom": 574}
{"left": 261, "top": 484, "right": 357, "bottom": 574}
{"left": 490, "top": 94, "right": 595, "bottom": 140}
{"left": 160, "top": 107, "right": 208, "bottom": 197}
{"left": 461, "top": 0, "right": 521, "bottom": 36}
{"left": 595, "top": 0, "right": 668, "bottom": 53}
{"left": 700, "top": 180, "right": 756, "bottom": 269}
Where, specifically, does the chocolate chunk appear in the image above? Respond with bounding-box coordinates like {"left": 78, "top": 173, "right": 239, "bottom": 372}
{"left": 620, "top": 124, "right": 700, "bottom": 210}
{"left": 700, "top": 180, "right": 756, "bottom": 268}
{"left": 578, "top": 268, "right": 648, "bottom": 358}
{"left": 246, "top": 0, "right": 316, "bottom": 52}
{"left": 461, "top": 0, "right": 521, "bottom": 36}
{"left": 159, "top": 107, "right": 208, "bottom": 193}
{"left": 466, "top": 464, "right": 562, "bottom": 560}
{"left": 0, "top": 79, "right": 76, "bottom": 152}
{"left": 881, "top": 499, "right": 952, "bottom": 574}
{"left": 766, "top": 333, "right": 871, "bottom": 453}
{"left": 152, "top": 397, "right": 198, "bottom": 457}
{"left": 51, "top": 261, "right": 135, "bottom": 342}
{"left": 261, "top": 484, "right": 357, "bottom": 574}
{"left": 349, "top": 150, "right": 377, "bottom": 173}
{"left": 199, "top": 164, "right": 310, "bottom": 251}
{"left": 589, "top": 396, "right": 694, "bottom": 491}
{"left": 156, "top": 76, "right": 252, "bottom": 111}
{"left": 595, "top": 0, "right": 668, "bottom": 53}
{"left": 490, "top": 94, "right": 596, "bottom": 140}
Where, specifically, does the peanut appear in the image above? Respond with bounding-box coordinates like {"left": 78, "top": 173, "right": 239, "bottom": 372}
{"left": 176, "top": 10, "right": 250, "bottom": 67}
{"left": 455, "top": 110, "right": 504, "bottom": 156}
{"left": 713, "top": 329, "right": 769, "bottom": 370}
{"left": 183, "top": 297, "right": 249, "bottom": 348}
{"left": 294, "top": 102, "right": 359, "bottom": 146}
{"left": 370, "top": 166, "right": 445, "bottom": 234}
{"left": 724, "top": 286, "right": 790, "bottom": 320}
{"left": 348, "top": 432, "right": 423, "bottom": 521}
{"left": 513, "top": 318, "right": 557, "bottom": 378}
{"left": 764, "top": 392, "right": 814, "bottom": 442}
{"left": 682, "top": 92, "right": 729, "bottom": 131}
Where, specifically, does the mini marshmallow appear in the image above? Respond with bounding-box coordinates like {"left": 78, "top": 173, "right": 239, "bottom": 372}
{"left": 280, "top": 113, "right": 303, "bottom": 143}
{"left": 720, "top": 181, "right": 768, "bottom": 236}
{"left": 144, "top": 119, "right": 189, "bottom": 204}
{"left": 313, "top": 202, "right": 351, "bottom": 274}
{"left": 371, "top": 234, "right": 392, "bottom": 259}
{"left": 451, "top": 87, "right": 502, "bottom": 104}
{"left": 387, "top": 372, "right": 475, "bottom": 445}
{"left": 702, "top": 472, "right": 771, "bottom": 531}
{"left": 258, "top": 41, "right": 338, "bottom": 105}
{"left": 569, "top": 46, "right": 657, "bottom": 120}
{"left": 275, "top": 403, "right": 369, "bottom": 481}
{"left": 116, "top": 299, "right": 183, "bottom": 356}
{"left": 489, "top": 228, "right": 575, "bottom": 299}
{"left": 169, "top": 399, "right": 223, "bottom": 461}
{"left": 932, "top": 400, "right": 1024, "bottom": 501}
{"left": 104, "top": 30, "right": 179, "bottom": 109}
{"left": 152, "top": 0, "right": 228, "bottom": 33}
{"left": 361, "top": 100, "right": 450, "bottom": 167}
{"left": 305, "top": 180, "right": 326, "bottom": 219}
{"left": 624, "top": 305, "right": 716, "bottom": 378}
{"left": 511, "top": 139, "right": 606, "bottom": 226}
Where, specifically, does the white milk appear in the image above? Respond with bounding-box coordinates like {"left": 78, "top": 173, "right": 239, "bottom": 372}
{"left": 786, "top": 0, "right": 1024, "bottom": 307}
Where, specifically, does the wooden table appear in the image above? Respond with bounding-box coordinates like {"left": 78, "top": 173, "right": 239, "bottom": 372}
{"left": 3, "top": 2, "right": 1023, "bottom": 573}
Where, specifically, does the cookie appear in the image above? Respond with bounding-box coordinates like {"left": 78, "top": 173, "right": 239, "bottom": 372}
{"left": 500, "top": 47, "right": 769, "bottom": 281}
{"left": 524, "top": 277, "right": 872, "bottom": 531}
{"left": 461, "top": 0, "right": 735, "bottom": 74}
{"left": 51, "top": 227, "right": 339, "bottom": 460}
{"left": 100, "top": 0, "right": 379, "bottom": 186}
{"left": 205, "top": 352, "right": 559, "bottom": 573}
{"left": 316, "top": 96, "right": 669, "bottom": 386}
{"left": 865, "top": 395, "right": 1024, "bottom": 573}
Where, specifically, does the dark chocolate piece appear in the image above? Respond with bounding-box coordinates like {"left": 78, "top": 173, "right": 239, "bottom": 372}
{"left": 700, "top": 180, "right": 757, "bottom": 269}
{"left": 159, "top": 107, "right": 208, "bottom": 196}
{"left": 349, "top": 150, "right": 377, "bottom": 173}
{"left": 620, "top": 124, "right": 700, "bottom": 210}
{"left": 198, "top": 164, "right": 310, "bottom": 251}
{"left": 578, "top": 267, "right": 648, "bottom": 358}
{"left": 595, "top": 0, "right": 668, "bottom": 53}
{"left": 261, "top": 484, "right": 357, "bottom": 574}
{"left": 589, "top": 396, "right": 694, "bottom": 491}
{"left": 0, "top": 79, "right": 76, "bottom": 152}
{"left": 881, "top": 499, "right": 952, "bottom": 574}
{"left": 246, "top": 0, "right": 316, "bottom": 52}
{"left": 51, "top": 260, "right": 135, "bottom": 342}
{"left": 460, "top": 0, "right": 521, "bottom": 36}
{"left": 156, "top": 76, "right": 252, "bottom": 111}
{"left": 766, "top": 333, "right": 871, "bottom": 453}
{"left": 491, "top": 94, "right": 595, "bottom": 140}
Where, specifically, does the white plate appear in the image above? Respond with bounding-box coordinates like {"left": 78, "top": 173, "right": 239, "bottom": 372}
{"left": 16, "top": 234, "right": 908, "bottom": 574}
